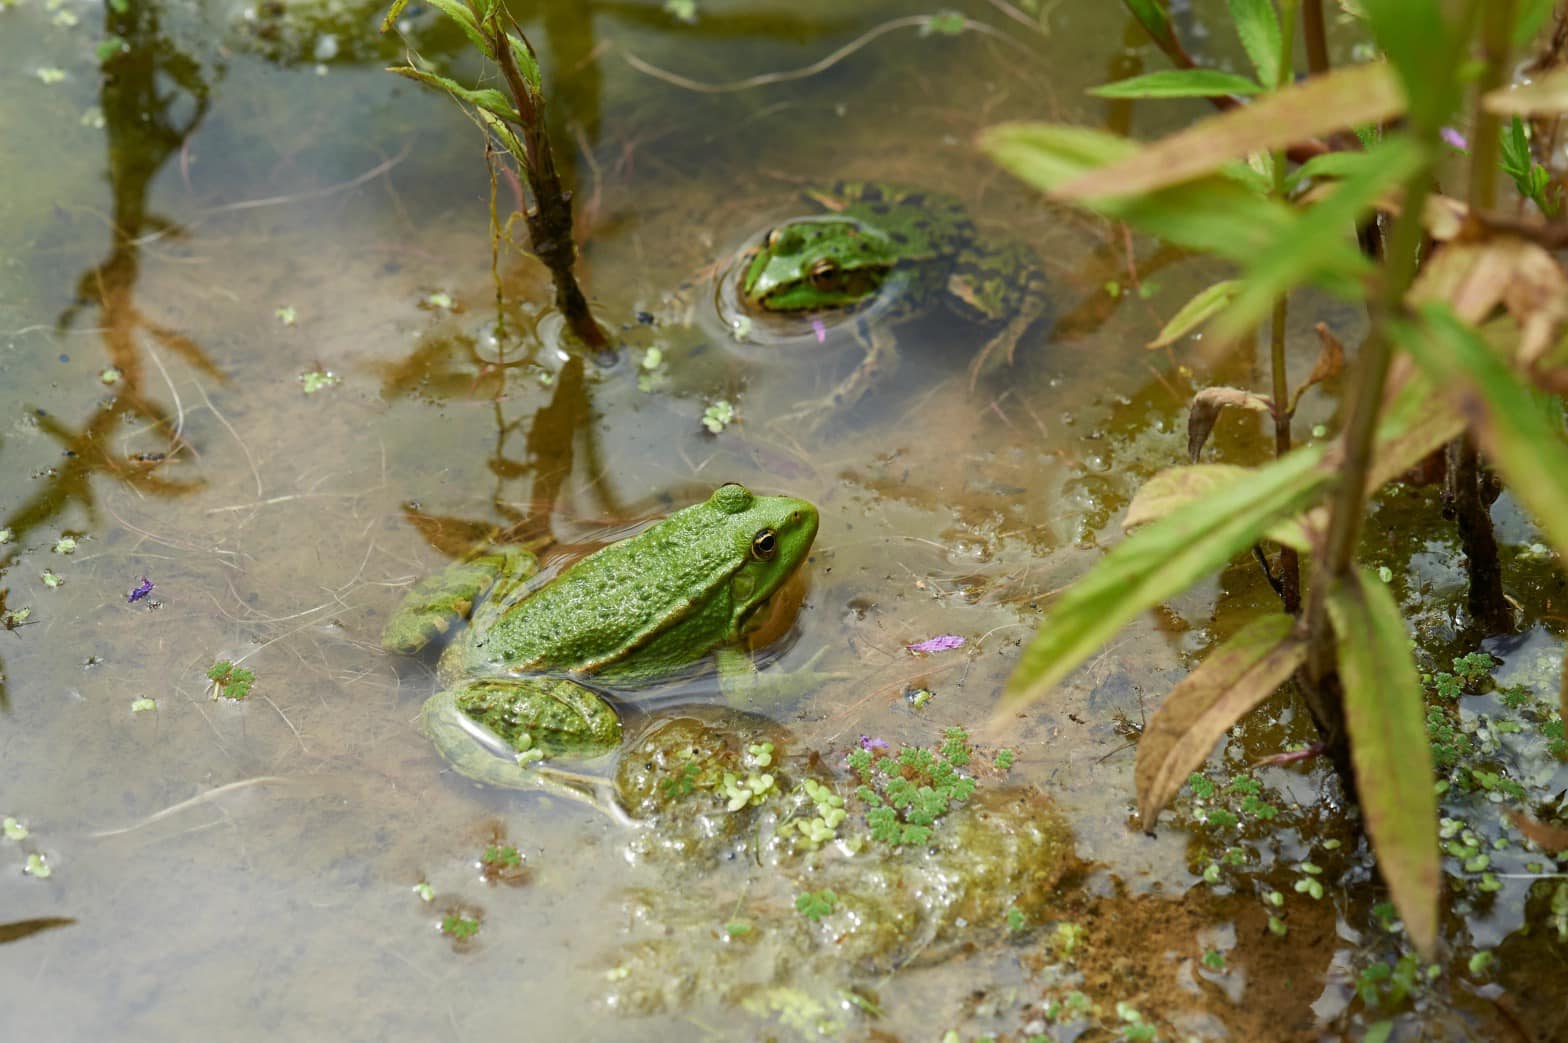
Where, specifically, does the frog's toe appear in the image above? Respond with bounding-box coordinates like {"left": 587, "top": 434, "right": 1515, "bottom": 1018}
{"left": 381, "top": 612, "right": 455, "bottom": 655}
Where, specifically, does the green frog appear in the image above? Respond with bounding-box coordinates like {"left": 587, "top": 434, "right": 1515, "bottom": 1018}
{"left": 740, "top": 182, "right": 1049, "bottom": 412}
{"left": 381, "top": 483, "right": 819, "bottom": 802}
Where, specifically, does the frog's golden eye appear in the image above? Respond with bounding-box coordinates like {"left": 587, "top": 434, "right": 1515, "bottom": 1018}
{"left": 808, "top": 259, "right": 839, "bottom": 291}
{"left": 751, "top": 528, "right": 778, "bottom": 561}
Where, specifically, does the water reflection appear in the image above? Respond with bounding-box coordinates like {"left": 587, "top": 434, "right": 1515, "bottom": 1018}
{"left": 0, "top": 3, "right": 219, "bottom": 710}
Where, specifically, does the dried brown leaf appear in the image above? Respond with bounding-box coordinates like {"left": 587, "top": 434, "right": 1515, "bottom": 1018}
{"left": 1509, "top": 811, "right": 1568, "bottom": 851}
{"left": 1188, "top": 386, "right": 1274, "bottom": 462}
{"left": 1135, "top": 614, "right": 1305, "bottom": 828}
{"left": 1287, "top": 323, "right": 1347, "bottom": 415}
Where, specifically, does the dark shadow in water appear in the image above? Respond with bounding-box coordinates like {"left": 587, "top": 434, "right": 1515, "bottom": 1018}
{"left": 0, "top": 918, "right": 76, "bottom": 945}
{"left": 1, "top": 3, "right": 218, "bottom": 711}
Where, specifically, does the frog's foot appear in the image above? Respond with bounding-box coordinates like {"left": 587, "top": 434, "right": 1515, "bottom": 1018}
{"left": 423, "top": 687, "right": 632, "bottom": 822}
{"left": 382, "top": 548, "right": 538, "bottom": 654}
{"left": 778, "top": 322, "right": 898, "bottom": 430}
{"left": 966, "top": 293, "right": 1048, "bottom": 390}
{"left": 714, "top": 646, "right": 846, "bottom": 710}
{"left": 946, "top": 239, "right": 1051, "bottom": 388}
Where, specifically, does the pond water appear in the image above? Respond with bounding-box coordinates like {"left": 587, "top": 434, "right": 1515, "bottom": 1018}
{"left": 2, "top": 1, "right": 1565, "bottom": 1040}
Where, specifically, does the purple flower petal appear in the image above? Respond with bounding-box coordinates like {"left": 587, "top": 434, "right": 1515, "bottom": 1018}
{"left": 810, "top": 317, "right": 827, "bottom": 344}
{"left": 906, "top": 634, "right": 965, "bottom": 654}
{"left": 128, "top": 577, "right": 154, "bottom": 603}
{"left": 1441, "top": 126, "right": 1468, "bottom": 151}
{"left": 858, "top": 735, "right": 889, "bottom": 752}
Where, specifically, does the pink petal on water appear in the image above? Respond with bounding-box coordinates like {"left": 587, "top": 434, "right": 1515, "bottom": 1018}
{"left": 1441, "top": 127, "right": 1468, "bottom": 151}
{"left": 810, "top": 317, "right": 827, "bottom": 343}
{"left": 906, "top": 634, "right": 965, "bottom": 654}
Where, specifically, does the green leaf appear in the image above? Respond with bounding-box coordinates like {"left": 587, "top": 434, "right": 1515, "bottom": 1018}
{"left": 1396, "top": 305, "right": 1568, "bottom": 565}
{"left": 998, "top": 445, "right": 1331, "bottom": 710}
{"left": 1361, "top": 0, "right": 1462, "bottom": 130}
{"left": 1283, "top": 150, "right": 1386, "bottom": 192}
{"left": 1134, "top": 613, "right": 1305, "bottom": 825}
{"left": 387, "top": 67, "right": 520, "bottom": 123}
{"left": 1515, "top": 0, "right": 1556, "bottom": 47}
{"left": 1090, "top": 69, "right": 1262, "bottom": 99}
{"left": 1211, "top": 135, "right": 1427, "bottom": 341}
{"left": 1326, "top": 569, "right": 1439, "bottom": 959}
{"left": 1147, "top": 279, "right": 1242, "bottom": 348}
{"left": 397, "top": 0, "right": 488, "bottom": 55}
{"left": 1049, "top": 62, "right": 1406, "bottom": 200}
{"left": 1227, "top": 0, "right": 1282, "bottom": 87}
{"left": 982, "top": 124, "right": 1298, "bottom": 263}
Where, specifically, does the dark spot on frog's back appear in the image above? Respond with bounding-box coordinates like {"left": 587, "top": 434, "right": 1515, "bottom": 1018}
{"left": 901, "top": 193, "right": 925, "bottom": 207}
{"left": 859, "top": 184, "right": 883, "bottom": 201}
{"left": 889, "top": 232, "right": 909, "bottom": 245}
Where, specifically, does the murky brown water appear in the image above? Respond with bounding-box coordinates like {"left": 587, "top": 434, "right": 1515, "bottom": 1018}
{"left": 3, "top": 2, "right": 1565, "bottom": 1041}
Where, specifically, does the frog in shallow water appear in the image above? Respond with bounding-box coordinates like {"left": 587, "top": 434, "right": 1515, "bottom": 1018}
{"left": 381, "top": 483, "right": 819, "bottom": 798}
{"left": 740, "top": 181, "right": 1049, "bottom": 413}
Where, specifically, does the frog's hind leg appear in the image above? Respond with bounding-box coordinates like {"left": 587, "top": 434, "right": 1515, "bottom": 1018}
{"left": 422, "top": 687, "right": 632, "bottom": 823}
{"left": 946, "top": 239, "right": 1052, "bottom": 389}
{"left": 380, "top": 548, "right": 535, "bottom": 654}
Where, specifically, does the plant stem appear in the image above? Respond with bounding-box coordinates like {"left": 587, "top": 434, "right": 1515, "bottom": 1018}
{"left": 1302, "top": 0, "right": 1330, "bottom": 75}
{"left": 1271, "top": 0, "right": 1301, "bottom": 613}
{"left": 1446, "top": 0, "right": 1516, "bottom": 633}
{"left": 488, "top": 17, "right": 610, "bottom": 358}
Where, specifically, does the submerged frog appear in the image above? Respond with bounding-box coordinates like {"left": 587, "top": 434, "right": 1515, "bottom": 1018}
{"left": 740, "top": 181, "right": 1049, "bottom": 412}
{"left": 382, "top": 483, "right": 819, "bottom": 801}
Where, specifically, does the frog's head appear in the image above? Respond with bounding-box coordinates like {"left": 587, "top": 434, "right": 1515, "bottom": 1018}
{"left": 740, "top": 218, "right": 900, "bottom": 312}
{"left": 708, "top": 483, "right": 818, "bottom": 628}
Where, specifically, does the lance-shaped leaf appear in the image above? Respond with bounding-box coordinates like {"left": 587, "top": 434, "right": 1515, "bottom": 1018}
{"left": 1136, "top": 612, "right": 1304, "bottom": 827}
{"left": 1228, "top": 0, "right": 1282, "bottom": 87}
{"left": 982, "top": 124, "right": 1297, "bottom": 263}
{"left": 1326, "top": 568, "right": 1439, "bottom": 959}
{"left": 1361, "top": 0, "right": 1461, "bottom": 130}
{"left": 1148, "top": 279, "right": 1242, "bottom": 348}
{"left": 999, "top": 445, "right": 1331, "bottom": 711}
{"left": 1091, "top": 70, "right": 1261, "bottom": 99}
{"left": 1124, "top": 463, "right": 1317, "bottom": 552}
{"left": 1396, "top": 305, "right": 1568, "bottom": 564}
{"left": 1053, "top": 62, "right": 1404, "bottom": 199}
{"left": 1210, "top": 135, "right": 1427, "bottom": 341}
{"left": 1484, "top": 66, "right": 1568, "bottom": 116}
{"left": 388, "top": 67, "right": 520, "bottom": 124}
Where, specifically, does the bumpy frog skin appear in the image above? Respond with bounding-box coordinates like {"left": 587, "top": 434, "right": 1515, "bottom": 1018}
{"left": 740, "top": 182, "right": 1049, "bottom": 410}
{"left": 382, "top": 484, "right": 819, "bottom": 794}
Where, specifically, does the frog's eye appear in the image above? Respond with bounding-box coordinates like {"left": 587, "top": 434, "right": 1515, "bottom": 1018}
{"left": 808, "top": 259, "right": 840, "bottom": 291}
{"left": 751, "top": 528, "right": 778, "bottom": 561}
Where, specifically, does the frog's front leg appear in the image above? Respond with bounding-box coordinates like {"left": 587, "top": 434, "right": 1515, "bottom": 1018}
{"left": 946, "top": 238, "right": 1051, "bottom": 387}
{"left": 381, "top": 548, "right": 536, "bottom": 654}
{"left": 780, "top": 319, "right": 899, "bottom": 429}
{"left": 714, "top": 645, "right": 843, "bottom": 710}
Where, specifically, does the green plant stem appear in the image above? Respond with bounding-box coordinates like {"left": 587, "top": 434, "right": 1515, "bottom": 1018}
{"left": 1305, "top": 166, "right": 1433, "bottom": 681}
